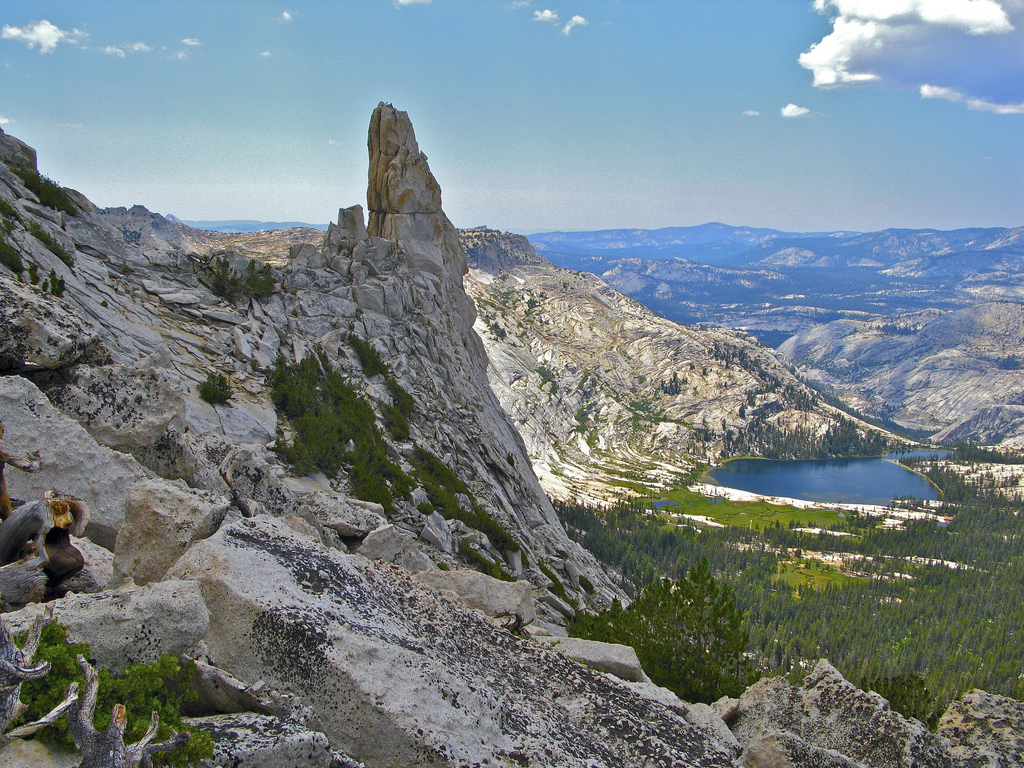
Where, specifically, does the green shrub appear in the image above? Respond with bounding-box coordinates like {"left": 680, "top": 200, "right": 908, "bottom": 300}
{"left": 410, "top": 447, "right": 519, "bottom": 553}
{"left": 207, "top": 257, "right": 274, "bottom": 302}
{"left": 12, "top": 166, "right": 78, "bottom": 216}
{"left": 458, "top": 538, "right": 516, "bottom": 582}
{"left": 271, "top": 350, "right": 411, "bottom": 512}
{"left": 539, "top": 560, "right": 568, "bottom": 601}
{"left": 27, "top": 221, "right": 74, "bottom": 268}
{"left": 198, "top": 371, "right": 232, "bottom": 404}
{"left": 27, "top": 260, "right": 39, "bottom": 284}
{"left": 19, "top": 622, "right": 213, "bottom": 766}
{"left": 46, "top": 268, "right": 65, "bottom": 297}
{"left": 578, "top": 574, "right": 595, "bottom": 594}
{"left": 0, "top": 198, "right": 19, "bottom": 221}
{"left": 571, "top": 558, "right": 751, "bottom": 703}
{"left": 380, "top": 402, "right": 410, "bottom": 441}
{"left": 0, "top": 237, "right": 22, "bottom": 274}
{"left": 348, "top": 335, "right": 389, "bottom": 378}
{"left": 861, "top": 673, "right": 937, "bottom": 728}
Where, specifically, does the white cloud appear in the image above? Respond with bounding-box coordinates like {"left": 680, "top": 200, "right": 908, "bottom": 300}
{"left": 328, "top": 139, "right": 338, "bottom": 145}
{"left": 781, "top": 103, "right": 811, "bottom": 117}
{"left": 260, "top": 50, "right": 272, "bottom": 57}
{"left": 0, "top": 115, "right": 9, "bottom": 125}
{"left": 743, "top": 110, "right": 762, "bottom": 116}
{"left": 281, "top": 11, "right": 293, "bottom": 21}
{"left": 562, "top": 14, "right": 588, "bottom": 35}
{"left": 175, "top": 50, "right": 188, "bottom": 61}
{"left": 801, "top": 0, "right": 1024, "bottom": 112}
{"left": 394, "top": 0, "right": 431, "bottom": 5}
{"left": 510, "top": 0, "right": 532, "bottom": 7}
{"left": 180, "top": 37, "right": 202, "bottom": 46}
{"left": 103, "top": 45, "right": 125, "bottom": 57}
{"left": 1, "top": 20, "right": 86, "bottom": 54}
{"left": 920, "top": 82, "right": 1024, "bottom": 112}
{"left": 534, "top": 9, "right": 559, "bottom": 23}
{"left": 130, "top": 42, "right": 152, "bottom": 53}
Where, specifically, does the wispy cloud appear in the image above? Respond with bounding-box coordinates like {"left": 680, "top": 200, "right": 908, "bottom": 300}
{"left": 0, "top": 115, "right": 9, "bottom": 126}
{"left": 260, "top": 50, "right": 272, "bottom": 57}
{"left": 1, "top": 20, "right": 86, "bottom": 54}
{"left": 130, "top": 42, "right": 152, "bottom": 53}
{"left": 562, "top": 14, "right": 588, "bottom": 35}
{"left": 103, "top": 45, "right": 125, "bottom": 58}
{"left": 510, "top": 0, "right": 532, "bottom": 7}
{"left": 394, "top": 0, "right": 431, "bottom": 5}
{"left": 281, "top": 11, "right": 293, "bottom": 21}
{"left": 180, "top": 37, "right": 202, "bottom": 46}
{"left": 534, "top": 9, "right": 559, "bottom": 23}
{"left": 742, "top": 110, "right": 761, "bottom": 117}
{"left": 801, "top": 0, "right": 1024, "bottom": 113}
{"left": 781, "top": 103, "right": 811, "bottom": 117}
{"left": 920, "top": 83, "right": 1024, "bottom": 113}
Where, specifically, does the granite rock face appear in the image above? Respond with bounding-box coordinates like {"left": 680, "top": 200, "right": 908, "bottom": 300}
{"left": 731, "top": 661, "right": 952, "bottom": 768}
{"left": 167, "top": 514, "right": 738, "bottom": 768}
{"left": 937, "top": 689, "right": 1024, "bottom": 768}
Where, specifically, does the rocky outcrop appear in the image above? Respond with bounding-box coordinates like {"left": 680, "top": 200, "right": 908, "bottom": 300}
{"left": 731, "top": 661, "right": 952, "bottom": 768}
{"left": 167, "top": 514, "right": 738, "bottom": 768}
{"left": 937, "top": 690, "right": 1024, "bottom": 768}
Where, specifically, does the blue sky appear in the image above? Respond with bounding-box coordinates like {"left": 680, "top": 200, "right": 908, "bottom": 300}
{"left": 1, "top": 0, "right": 1021, "bottom": 233}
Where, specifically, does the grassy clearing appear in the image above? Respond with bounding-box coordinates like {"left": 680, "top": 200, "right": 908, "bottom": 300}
{"left": 776, "top": 558, "right": 864, "bottom": 592}
{"left": 649, "top": 487, "right": 851, "bottom": 531}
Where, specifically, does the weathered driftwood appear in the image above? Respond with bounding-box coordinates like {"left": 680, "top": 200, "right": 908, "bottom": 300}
{"left": 0, "top": 609, "right": 79, "bottom": 747}
{"left": 0, "top": 493, "right": 90, "bottom": 600}
{"left": 69, "top": 655, "right": 190, "bottom": 768}
{"left": 0, "top": 558, "right": 47, "bottom": 608}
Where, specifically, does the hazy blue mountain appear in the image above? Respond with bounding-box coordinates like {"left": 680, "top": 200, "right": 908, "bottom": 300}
{"left": 529, "top": 223, "right": 858, "bottom": 266}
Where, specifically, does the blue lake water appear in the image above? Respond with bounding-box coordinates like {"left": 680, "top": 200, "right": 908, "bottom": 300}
{"left": 705, "top": 454, "right": 940, "bottom": 506}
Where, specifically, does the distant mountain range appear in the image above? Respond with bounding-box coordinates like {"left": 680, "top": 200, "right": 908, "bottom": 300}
{"left": 173, "top": 217, "right": 328, "bottom": 233}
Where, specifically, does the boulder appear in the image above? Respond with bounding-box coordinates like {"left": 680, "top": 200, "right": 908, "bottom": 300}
{"left": 938, "top": 689, "right": 1024, "bottom": 768}
{"left": 741, "top": 730, "right": 869, "bottom": 768}
{"left": 534, "top": 636, "right": 647, "bottom": 683}
{"left": 112, "top": 478, "right": 230, "bottom": 586}
{"left": 301, "top": 491, "right": 387, "bottom": 539}
{"left": 730, "top": 660, "right": 952, "bottom": 768}
{"left": 187, "top": 713, "right": 363, "bottom": 768}
{"left": 0, "top": 275, "right": 101, "bottom": 374}
{"left": 419, "top": 511, "right": 454, "bottom": 553}
{"left": 417, "top": 569, "right": 536, "bottom": 624}
{"left": 166, "top": 515, "right": 737, "bottom": 768}
{"left": 0, "top": 739, "right": 76, "bottom": 768}
{"left": 48, "top": 356, "right": 185, "bottom": 451}
{"left": 61, "top": 534, "right": 115, "bottom": 593}
{"left": 357, "top": 524, "right": 436, "bottom": 572}
{"left": 0, "top": 375, "right": 150, "bottom": 549}
{"left": 3, "top": 579, "right": 209, "bottom": 674}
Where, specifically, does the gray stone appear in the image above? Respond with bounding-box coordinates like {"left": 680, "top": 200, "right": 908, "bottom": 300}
{"left": 0, "top": 739, "right": 77, "bottom": 768}
{"left": 4, "top": 579, "right": 209, "bottom": 674}
{"left": 0, "top": 274, "right": 101, "bottom": 374}
{"left": 741, "top": 730, "right": 869, "bottom": 768}
{"left": 417, "top": 569, "right": 536, "bottom": 624}
{"left": 187, "top": 713, "right": 359, "bottom": 768}
{"left": 62, "top": 535, "right": 115, "bottom": 594}
{"left": 0, "top": 375, "right": 151, "bottom": 549}
{"left": 48, "top": 358, "right": 186, "bottom": 451}
{"left": 112, "top": 478, "right": 230, "bottom": 586}
{"left": 534, "top": 636, "right": 647, "bottom": 683}
{"left": 357, "top": 524, "right": 436, "bottom": 572}
{"left": 419, "top": 511, "right": 454, "bottom": 553}
{"left": 731, "top": 661, "right": 952, "bottom": 768}
{"left": 301, "top": 491, "right": 386, "bottom": 538}
{"left": 938, "top": 689, "right": 1024, "bottom": 768}
{"left": 537, "top": 589, "right": 576, "bottom": 619}
{"left": 190, "top": 661, "right": 273, "bottom": 716}
{"left": 166, "top": 515, "right": 737, "bottom": 768}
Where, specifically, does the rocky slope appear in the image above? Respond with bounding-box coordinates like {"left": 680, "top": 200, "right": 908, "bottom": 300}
{"left": 1, "top": 112, "right": 1022, "bottom": 767}
{"left": 779, "top": 302, "right": 1024, "bottom": 444}
{"left": 462, "top": 228, "right": 885, "bottom": 504}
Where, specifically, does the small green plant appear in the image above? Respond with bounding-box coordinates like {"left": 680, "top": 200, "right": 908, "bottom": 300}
{"left": 19, "top": 622, "right": 213, "bottom": 767}
{"left": 539, "top": 560, "right": 568, "bottom": 601}
{"left": 207, "top": 256, "right": 275, "bottom": 302}
{"left": 0, "top": 197, "right": 19, "bottom": 222}
{"left": 198, "top": 371, "right": 232, "bottom": 404}
{"left": 458, "top": 539, "right": 515, "bottom": 582}
{"left": 536, "top": 365, "right": 558, "bottom": 393}
{"left": 0, "top": 236, "right": 23, "bottom": 274}
{"left": 27, "top": 221, "right": 74, "bottom": 268}
{"left": 12, "top": 166, "right": 78, "bottom": 216}
{"left": 348, "top": 335, "right": 389, "bottom": 378}
{"left": 46, "top": 268, "right": 65, "bottom": 297}
{"left": 27, "top": 259, "right": 39, "bottom": 284}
